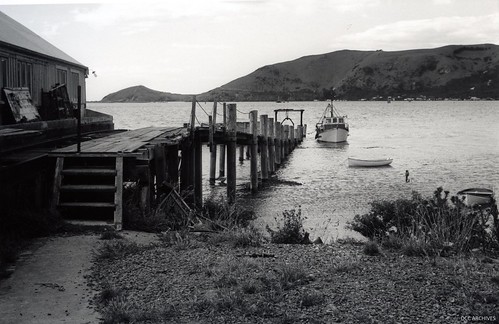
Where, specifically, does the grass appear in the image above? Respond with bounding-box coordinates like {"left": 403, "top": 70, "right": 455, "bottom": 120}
{"left": 266, "top": 208, "right": 311, "bottom": 244}
{"left": 94, "top": 240, "right": 142, "bottom": 261}
{"left": 300, "top": 289, "right": 325, "bottom": 307}
{"left": 363, "top": 240, "right": 381, "bottom": 256}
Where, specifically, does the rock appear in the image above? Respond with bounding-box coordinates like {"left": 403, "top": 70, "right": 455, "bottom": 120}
{"left": 313, "top": 237, "right": 324, "bottom": 245}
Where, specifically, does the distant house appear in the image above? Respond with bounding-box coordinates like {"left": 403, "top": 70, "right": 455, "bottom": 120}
{"left": 0, "top": 11, "right": 89, "bottom": 123}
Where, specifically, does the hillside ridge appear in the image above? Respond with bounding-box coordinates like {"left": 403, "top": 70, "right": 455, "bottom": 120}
{"left": 100, "top": 44, "right": 499, "bottom": 102}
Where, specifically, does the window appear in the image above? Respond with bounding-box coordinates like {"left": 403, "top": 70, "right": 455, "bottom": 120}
{"left": 69, "top": 71, "right": 80, "bottom": 102}
{"left": 16, "top": 61, "right": 32, "bottom": 90}
{"left": 56, "top": 68, "right": 67, "bottom": 86}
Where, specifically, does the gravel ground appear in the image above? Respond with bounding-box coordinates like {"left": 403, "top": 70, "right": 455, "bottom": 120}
{"left": 91, "top": 234, "right": 499, "bottom": 324}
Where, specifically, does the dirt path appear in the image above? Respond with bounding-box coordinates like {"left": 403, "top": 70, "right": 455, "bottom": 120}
{"left": 0, "top": 235, "right": 101, "bottom": 324}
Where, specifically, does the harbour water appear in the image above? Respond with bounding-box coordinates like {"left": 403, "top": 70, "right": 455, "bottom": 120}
{"left": 89, "top": 100, "right": 499, "bottom": 241}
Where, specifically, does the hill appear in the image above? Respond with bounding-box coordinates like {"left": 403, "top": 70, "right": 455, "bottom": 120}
{"left": 101, "top": 44, "right": 499, "bottom": 102}
{"left": 199, "top": 44, "right": 499, "bottom": 101}
{"left": 100, "top": 85, "right": 192, "bottom": 103}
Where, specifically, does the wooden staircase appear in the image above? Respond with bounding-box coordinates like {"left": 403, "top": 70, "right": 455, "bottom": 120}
{"left": 52, "top": 155, "right": 123, "bottom": 229}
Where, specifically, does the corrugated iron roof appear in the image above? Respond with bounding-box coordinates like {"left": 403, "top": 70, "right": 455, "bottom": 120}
{"left": 0, "top": 11, "right": 86, "bottom": 69}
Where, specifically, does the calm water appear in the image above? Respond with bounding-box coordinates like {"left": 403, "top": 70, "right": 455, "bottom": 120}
{"left": 89, "top": 101, "right": 499, "bottom": 241}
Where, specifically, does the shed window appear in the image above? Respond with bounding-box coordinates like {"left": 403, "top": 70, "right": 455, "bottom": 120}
{"left": 69, "top": 71, "right": 79, "bottom": 102}
{"left": 16, "top": 61, "right": 32, "bottom": 90}
{"left": 57, "top": 68, "right": 67, "bottom": 86}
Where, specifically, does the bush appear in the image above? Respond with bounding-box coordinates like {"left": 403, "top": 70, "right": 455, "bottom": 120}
{"left": 94, "top": 241, "right": 141, "bottom": 261}
{"left": 266, "top": 208, "right": 310, "bottom": 244}
{"left": 348, "top": 187, "right": 499, "bottom": 255}
{"left": 201, "top": 195, "right": 256, "bottom": 230}
{"left": 363, "top": 241, "right": 381, "bottom": 256}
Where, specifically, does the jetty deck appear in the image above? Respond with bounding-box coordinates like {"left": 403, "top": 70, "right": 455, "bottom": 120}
{"left": 3, "top": 101, "right": 306, "bottom": 230}
{"left": 51, "top": 126, "right": 188, "bottom": 157}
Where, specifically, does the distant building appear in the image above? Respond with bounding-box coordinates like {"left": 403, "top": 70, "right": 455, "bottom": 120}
{"left": 0, "top": 11, "right": 88, "bottom": 123}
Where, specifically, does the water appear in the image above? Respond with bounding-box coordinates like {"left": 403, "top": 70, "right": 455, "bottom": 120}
{"left": 89, "top": 101, "right": 499, "bottom": 241}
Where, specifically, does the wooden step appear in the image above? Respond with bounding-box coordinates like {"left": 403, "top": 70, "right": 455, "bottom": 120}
{"left": 58, "top": 202, "right": 116, "bottom": 208}
{"left": 62, "top": 168, "right": 116, "bottom": 176}
{"left": 60, "top": 185, "right": 116, "bottom": 192}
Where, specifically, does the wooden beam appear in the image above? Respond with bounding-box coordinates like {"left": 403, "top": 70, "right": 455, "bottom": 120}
{"left": 194, "top": 130, "right": 203, "bottom": 208}
{"left": 51, "top": 157, "right": 64, "bottom": 211}
{"left": 209, "top": 102, "right": 217, "bottom": 183}
{"left": 268, "top": 117, "right": 275, "bottom": 174}
{"left": 249, "top": 110, "right": 258, "bottom": 193}
{"left": 114, "top": 156, "right": 123, "bottom": 230}
{"left": 226, "top": 103, "right": 237, "bottom": 203}
{"left": 260, "top": 114, "right": 269, "bottom": 181}
{"left": 218, "top": 103, "right": 226, "bottom": 178}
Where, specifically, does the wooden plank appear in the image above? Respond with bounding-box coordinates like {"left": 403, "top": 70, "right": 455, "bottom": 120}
{"left": 62, "top": 168, "right": 116, "bottom": 176}
{"left": 60, "top": 185, "right": 116, "bottom": 192}
{"left": 114, "top": 156, "right": 123, "bottom": 230}
{"left": 59, "top": 202, "right": 115, "bottom": 208}
{"left": 51, "top": 157, "right": 64, "bottom": 211}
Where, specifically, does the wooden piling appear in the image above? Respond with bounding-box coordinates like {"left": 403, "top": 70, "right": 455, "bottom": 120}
{"left": 209, "top": 102, "right": 217, "bottom": 184}
{"left": 268, "top": 117, "right": 275, "bottom": 174}
{"left": 283, "top": 125, "right": 289, "bottom": 157}
{"left": 239, "top": 145, "right": 244, "bottom": 163}
{"left": 275, "top": 122, "right": 281, "bottom": 166}
{"left": 154, "top": 145, "right": 166, "bottom": 187}
{"left": 219, "top": 103, "right": 226, "bottom": 178}
{"left": 166, "top": 145, "right": 179, "bottom": 187}
{"left": 260, "top": 115, "right": 269, "bottom": 181}
{"left": 289, "top": 125, "right": 295, "bottom": 151}
{"left": 226, "top": 104, "right": 237, "bottom": 203}
{"left": 194, "top": 130, "right": 203, "bottom": 208}
{"left": 249, "top": 110, "right": 258, "bottom": 193}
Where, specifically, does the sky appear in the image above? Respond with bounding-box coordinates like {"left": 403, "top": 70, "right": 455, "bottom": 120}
{"left": 0, "top": 0, "right": 498, "bottom": 101}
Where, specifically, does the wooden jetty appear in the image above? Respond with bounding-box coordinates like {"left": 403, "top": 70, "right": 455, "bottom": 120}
{"left": 47, "top": 99, "right": 306, "bottom": 229}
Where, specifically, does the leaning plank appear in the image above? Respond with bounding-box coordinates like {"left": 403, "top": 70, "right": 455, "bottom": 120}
{"left": 114, "top": 156, "right": 124, "bottom": 230}
{"left": 51, "top": 157, "right": 64, "bottom": 211}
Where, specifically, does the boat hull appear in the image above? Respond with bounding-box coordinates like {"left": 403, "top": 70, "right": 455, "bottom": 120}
{"left": 316, "top": 128, "right": 349, "bottom": 143}
{"left": 348, "top": 158, "right": 393, "bottom": 167}
{"left": 457, "top": 188, "right": 494, "bottom": 206}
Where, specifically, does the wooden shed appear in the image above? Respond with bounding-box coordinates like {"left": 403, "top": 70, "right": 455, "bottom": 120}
{"left": 0, "top": 10, "right": 90, "bottom": 125}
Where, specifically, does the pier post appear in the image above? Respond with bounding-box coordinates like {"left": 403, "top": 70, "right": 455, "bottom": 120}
{"left": 226, "top": 104, "right": 237, "bottom": 203}
{"left": 260, "top": 115, "right": 269, "bottom": 181}
{"left": 275, "top": 121, "right": 281, "bottom": 166}
{"left": 249, "top": 110, "right": 258, "bottom": 193}
{"left": 283, "top": 125, "right": 289, "bottom": 157}
{"left": 297, "top": 125, "right": 303, "bottom": 143}
{"left": 290, "top": 125, "right": 295, "bottom": 151}
{"left": 194, "top": 130, "right": 203, "bottom": 208}
{"left": 268, "top": 117, "right": 275, "bottom": 174}
{"left": 154, "top": 145, "right": 166, "bottom": 189}
{"left": 166, "top": 145, "right": 179, "bottom": 188}
{"left": 209, "top": 102, "right": 217, "bottom": 184}
{"left": 219, "top": 103, "right": 226, "bottom": 178}
{"left": 239, "top": 145, "right": 245, "bottom": 163}
{"left": 180, "top": 138, "right": 194, "bottom": 204}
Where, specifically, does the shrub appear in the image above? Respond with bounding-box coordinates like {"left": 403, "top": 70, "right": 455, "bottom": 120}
{"left": 333, "top": 259, "right": 361, "bottom": 273}
{"left": 266, "top": 208, "right": 310, "bottom": 244}
{"left": 94, "top": 241, "right": 141, "bottom": 261}
{"left": 363, "top": 241, "right": 381, "bottom": 256}
{"left": 278, "top": 263, "right": 309, "bottom": 290}
{"left": 348, "top": 187, "right": 499, "bottom": 255}
{"left": 201, "top": 195, "right": 256, "bottom": 230}
{"left": 300, "top": 290, "right": 325, "bottom": 307}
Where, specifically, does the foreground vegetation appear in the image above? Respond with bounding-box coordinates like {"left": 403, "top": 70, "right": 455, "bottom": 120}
{"left": 91, "top": 190, "right": 499, "bottom": 323}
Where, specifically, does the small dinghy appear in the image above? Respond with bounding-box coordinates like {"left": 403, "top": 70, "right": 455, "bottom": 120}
{"left": 456, "top": 188, "right": 494, "bottom": 206}
{"left": 348, "top": 157, "right": 393, "bottom": 167}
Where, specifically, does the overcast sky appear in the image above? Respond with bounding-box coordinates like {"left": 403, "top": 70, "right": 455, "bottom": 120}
{"left": 1, "top": 0, "right": 498, "bottom": 101}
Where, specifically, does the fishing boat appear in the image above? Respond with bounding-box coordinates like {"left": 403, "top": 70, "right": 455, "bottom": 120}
{"left": 348, "top": 157, "right": 393, "bottom": 167}
{"left": 456, "top": 188, "right": 494, "bottom": 206}
{"left": 315, "top": 101, "right": 349, "bottom": 143}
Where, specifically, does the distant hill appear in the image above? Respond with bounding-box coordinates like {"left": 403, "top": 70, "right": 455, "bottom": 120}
{"left": 101, "top": 44, "right": 499, "bottom": 102}
{"left": 100, "top": 85, "right": 192, "bottom": 103}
